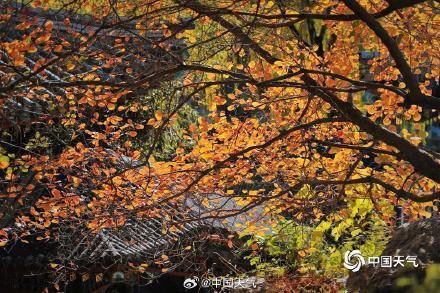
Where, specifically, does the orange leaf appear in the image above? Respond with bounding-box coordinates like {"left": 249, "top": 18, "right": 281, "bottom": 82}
{"left": 154, "top": 110, "right": 163, "bottom": 121}
{"left": 44, "top": 20, "right": 53, "bottom": 30}
{"left": 51, "top": 189, "right": 61, "bottom": 198}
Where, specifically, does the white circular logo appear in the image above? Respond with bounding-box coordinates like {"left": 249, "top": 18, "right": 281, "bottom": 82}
{"left": 183, "top": 276, "right": 199, "bottom": 289}
{"left": 343, "top": 250, "right": 365, "bottom": 272}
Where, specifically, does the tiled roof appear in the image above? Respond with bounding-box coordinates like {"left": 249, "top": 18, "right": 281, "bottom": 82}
{"left": 0, "top": 2, "right": 182, "bottom": 102}
{"left": 68, "top": 204, "right": 210, "bottom": 263}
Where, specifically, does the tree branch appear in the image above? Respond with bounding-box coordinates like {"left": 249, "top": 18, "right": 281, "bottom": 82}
{"left": 342, "top": 0, "right": 440, "bottom": 110}
{"left": 302, "top": 74, "right": 440, "bottom": 183}
{"left": 308, "top": 139, "right": 402, "bottom": 158}
{"left": 308, "top": 177, "right": 440, "bottom": 203}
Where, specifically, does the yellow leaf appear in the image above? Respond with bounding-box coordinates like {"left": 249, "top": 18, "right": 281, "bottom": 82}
{"left": 72, "top": 176, "right": 81, "bottom": 187}
{"left": 0, "top": 155, "right": 9, "bottom": 169}
{"left": 67, "top": 62, "right": 75, "bottom": 71}
{"left": 188, "top": 35, "right": 196, "bottom": 43}
{"left": 249, "top": 190, "right": 258, "bottom": 196}
{"left": 351, "top": 228, "right": 362, "bottom": 237}
{"left": 251, "top": 102, "right": 261, "bottom": 107}
{"left": 112, "top": 176, "right": 123, "bottom": 186}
